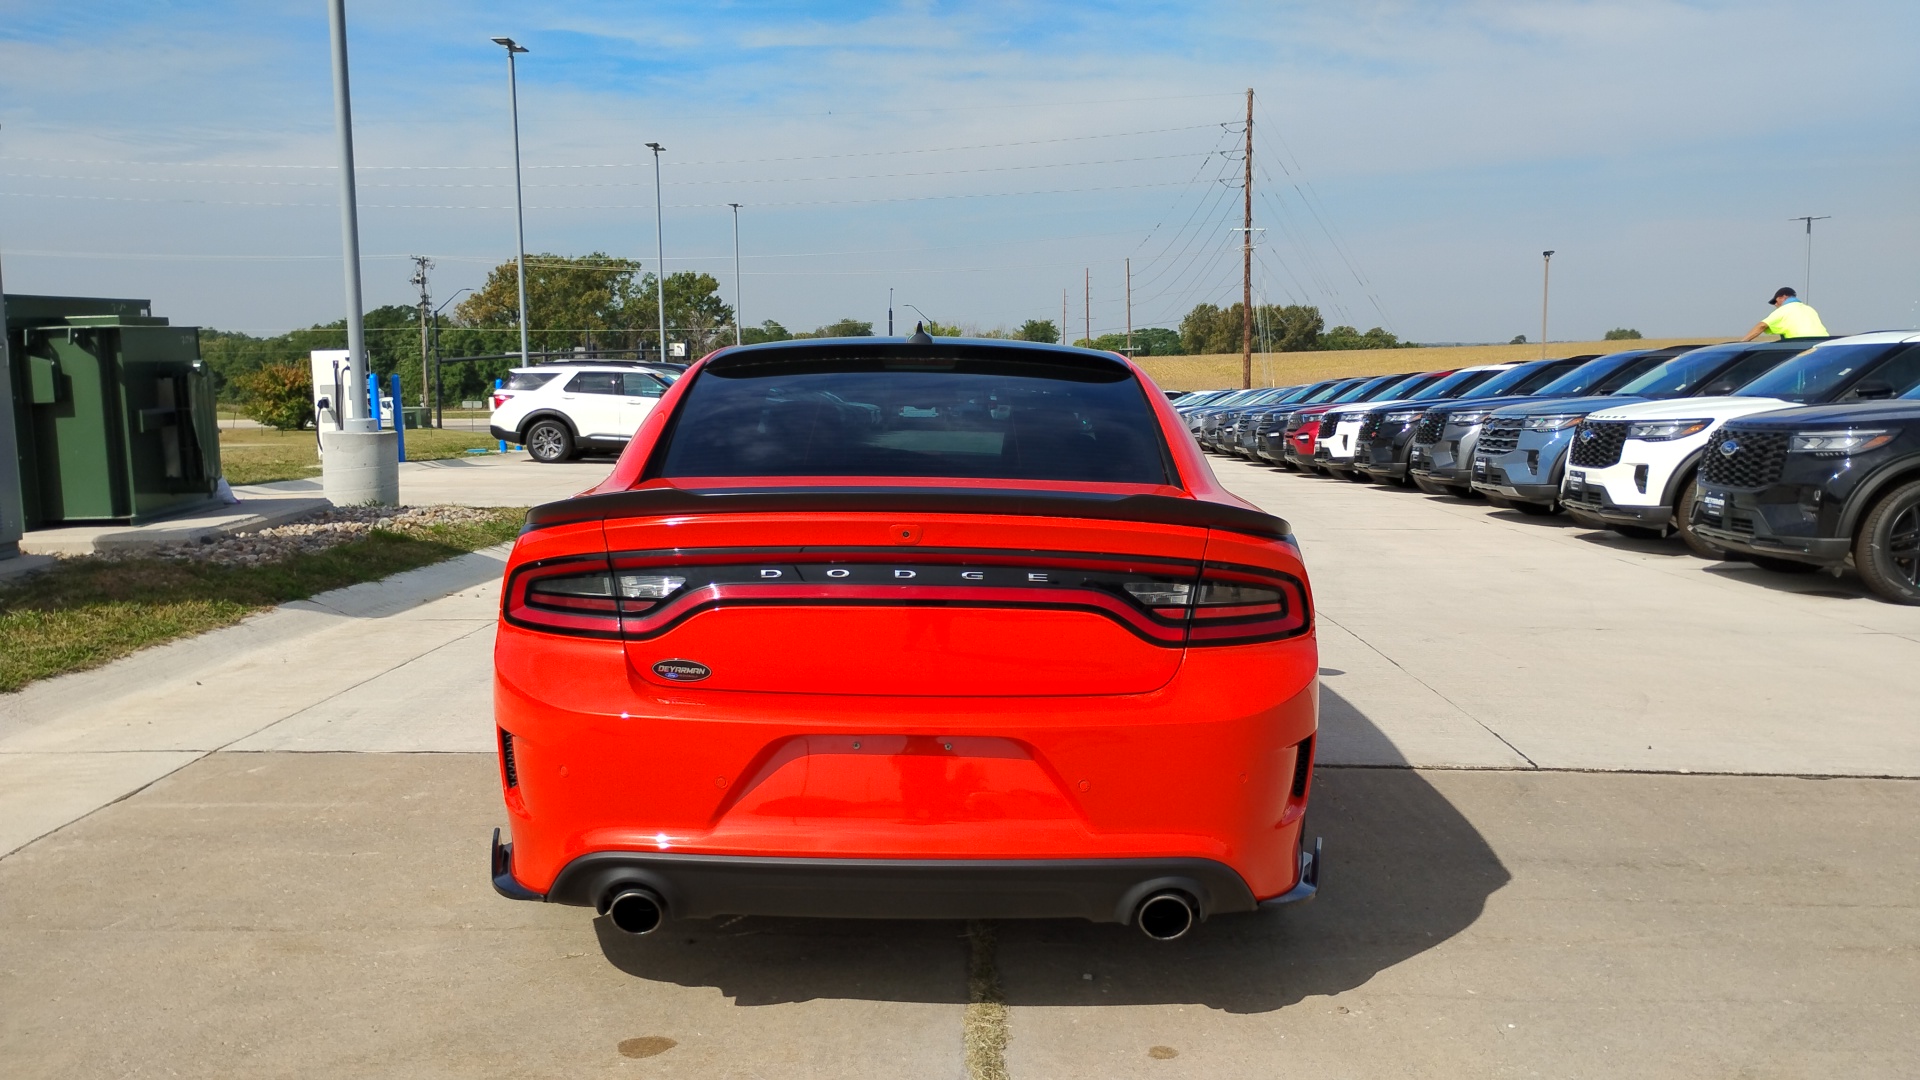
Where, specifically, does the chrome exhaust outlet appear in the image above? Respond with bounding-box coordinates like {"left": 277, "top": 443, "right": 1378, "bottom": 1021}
{"left": 1135, "top": 891, "right": 1196, "bottom": 941}
{"left": 606, "top": 887, "right": 666, "bottom": 935}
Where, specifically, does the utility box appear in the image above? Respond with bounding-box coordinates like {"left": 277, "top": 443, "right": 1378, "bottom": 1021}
{"left": 5, "top": 295, "right": 221, "bottom": 527}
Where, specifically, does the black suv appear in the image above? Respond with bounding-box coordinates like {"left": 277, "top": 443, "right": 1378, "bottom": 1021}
{"left": 1691, "top": 386, "right": 1920, "bottom": 603}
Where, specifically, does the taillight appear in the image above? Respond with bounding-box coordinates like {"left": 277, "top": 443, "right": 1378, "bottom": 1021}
{"left": 502, "top": 552, "right": 1308, "bottom": 646}
{"left": 505, "top": 556, "right": 691, "bottom": 636}
{"left": 1186, "top": 564, "right": 1310, "bottom": 645}
{"left": 492, "top": 392, "right": 511, "bottom": 409}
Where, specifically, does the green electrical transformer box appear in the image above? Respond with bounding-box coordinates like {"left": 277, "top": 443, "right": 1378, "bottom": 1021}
{"left": 4, "top": 295, "right": 222, "bottom": 527}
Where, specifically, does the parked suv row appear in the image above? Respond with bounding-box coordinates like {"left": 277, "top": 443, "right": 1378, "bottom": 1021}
{"left": 1189, "top": 332, "right": 1920, "bottom": 604}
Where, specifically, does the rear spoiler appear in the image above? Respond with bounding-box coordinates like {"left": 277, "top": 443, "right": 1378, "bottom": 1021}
{"left": 524, "top": 487, "right": 1291, "bottom": 540}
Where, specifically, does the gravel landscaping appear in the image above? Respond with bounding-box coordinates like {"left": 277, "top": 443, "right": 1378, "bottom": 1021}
{"left": 90, "top": 506, "right": 513, "bottom": 567}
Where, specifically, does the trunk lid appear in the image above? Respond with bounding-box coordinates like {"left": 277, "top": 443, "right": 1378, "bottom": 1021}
{"left": 601, "top": 509, "right": 1207, "bottom": 696}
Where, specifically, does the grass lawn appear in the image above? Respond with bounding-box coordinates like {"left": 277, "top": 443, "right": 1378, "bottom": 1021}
{"left": 0, "top": 509, "right": 523, "bottom": 693}
{"left": 219, "top": 426, "right": 507, "bottom": 485}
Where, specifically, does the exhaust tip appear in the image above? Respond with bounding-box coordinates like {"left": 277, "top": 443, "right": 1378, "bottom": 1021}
{"left": 607, "top": 888, "right": 665, "bottom": 935}
{"left": 1136, "top": 891, "right": 1195, "bottom": 941}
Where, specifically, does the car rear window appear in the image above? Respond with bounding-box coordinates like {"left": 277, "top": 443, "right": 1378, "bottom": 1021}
{"left": 503, "top": 372, "right": 559, "bottom": 391}
{"left": 654, "top": 352, "right": 1172, "bottom": 484}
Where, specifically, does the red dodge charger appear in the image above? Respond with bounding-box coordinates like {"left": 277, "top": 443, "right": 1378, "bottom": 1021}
{"left": 490, "top": 335, "right": 1320, "bottom": 940}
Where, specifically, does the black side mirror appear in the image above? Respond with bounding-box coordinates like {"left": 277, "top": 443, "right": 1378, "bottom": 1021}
{"left": 1852, "top": 380, "right": 1895, "bottom": 400}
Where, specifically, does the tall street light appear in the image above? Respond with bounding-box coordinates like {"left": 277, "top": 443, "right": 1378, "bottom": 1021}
{"left": 647, "top": 142, "right": 668, "bottom": 362}
{"left": 728, "top": 202, "right": 743, "bottom": 347}
{"left": 1790, "top": 215, "right": 1830, "bottom": 300}
{"left": 491, "top": 36, "right": 531, "bottom": 367}
{"left": 1540, "top": 250, "right": 1555, "bottom": 360}
{"left": 323, "top": 0, "right": 397, "bottom": 506}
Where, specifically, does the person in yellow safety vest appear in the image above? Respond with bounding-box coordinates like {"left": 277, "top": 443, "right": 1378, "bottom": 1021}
{"left": 1741, "top": 286, "right": 1829, "bottom": 341}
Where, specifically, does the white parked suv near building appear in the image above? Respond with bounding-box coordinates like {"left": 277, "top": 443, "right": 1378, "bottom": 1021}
{"left": 1562, "top": 332, "right": 1920, "bottom": 555}
{"left": 488, "top": 363, "right": 673, "bottom": 463}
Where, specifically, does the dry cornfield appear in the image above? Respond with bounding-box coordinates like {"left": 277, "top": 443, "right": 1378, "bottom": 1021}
{"left": 1134, "top": 336, "right": 1718, "bottom": 391}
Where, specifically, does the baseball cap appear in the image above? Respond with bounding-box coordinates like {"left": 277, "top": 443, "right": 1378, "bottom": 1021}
{"left": 1770, "top": 287, "right": 1797, "bottom": 303}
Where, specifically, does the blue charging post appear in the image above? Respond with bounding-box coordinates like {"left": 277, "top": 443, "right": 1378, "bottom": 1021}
{"left": 390, "top": 373, "right": 406, "bottom": 462}
{"left": 495, "top": 378, "right": 507, "bottom": 452}
{"left": 367, "top": 372, "right": 382, "bottom": 429}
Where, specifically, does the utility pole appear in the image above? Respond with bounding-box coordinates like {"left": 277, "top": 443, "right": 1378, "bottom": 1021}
{"left": 1084, "top": 267, "right": 1091, "bottom": 347}
{"left": 1241, "top": 87, "right": 1254, "bottom": 390}
{"left": 728, "top": 203, "right": 743, "bottom": 346}
{"left": 410, "top": 256, "right": 432, "bottom": 415}
{"left": 1125, "top": 257, "right": 1133, "bottom": 356}
{"left": 888, "top": 287, "right": 894, "bottom": 336}
{"left": 1789, "top": 215, "right": 1830, "bottom": 300}
{"left": 1062, "top": 289, "right": 1068, "bottom": 346}
{"left": 647, "top": 142, "right": 668, "bottom": 362}
{"left": 1540, "top": 250, "right": 1555, "bottom": 360}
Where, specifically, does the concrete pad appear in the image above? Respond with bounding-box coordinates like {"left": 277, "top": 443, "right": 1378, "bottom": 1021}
{"left": 1215, "top": 461, "right": 1920, "bottom": 776}
{"left": 0, "top": 750, "right": 200, "bottom": 857}
{"left": 0, "top": 548, "right": 510, "bottom": 853}
{"left": 1000, "top": 768, "right": 1920, "bottom": 1079}
{"left": 18, "top": 495, "right": 332, "bottom": 555}
{"left": 1315, "top": 619, "right": 1530, "bottom": 769}
{"left": 0, "top": 753, "right": 965, "bottom": 1080}
{"left": 230, "top": 625, "right": 497, "bottom": 753}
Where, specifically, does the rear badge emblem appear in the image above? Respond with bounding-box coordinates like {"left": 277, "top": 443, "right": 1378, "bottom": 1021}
{"left": 1720, "top": 439, "right": 1741, "bottom": 457}
{"left": 652, "top": 659, "right": 712, "bottom": 682}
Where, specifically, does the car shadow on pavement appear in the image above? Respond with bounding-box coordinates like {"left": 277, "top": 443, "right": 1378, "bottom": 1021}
{"left": 594, "top": 693, "right": 1509, "bottom": 1013}
{"left": 1701, "top": 562, "right": 1872, "bottom": 601}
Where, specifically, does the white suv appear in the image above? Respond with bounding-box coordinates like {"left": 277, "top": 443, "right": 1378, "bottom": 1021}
{"left": 1563, "top": 332, "right": 1920, "bottom": 554}
{"left": 488, "top": 364, "right": 672, "bottom": 463}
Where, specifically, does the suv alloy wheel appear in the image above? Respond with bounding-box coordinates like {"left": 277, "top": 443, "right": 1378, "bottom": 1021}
{"left": 1855, "top": 479, "right": 1920, "bottom": 604}
{"left": 525, "top": 418, "right": 575, "bottom": 464}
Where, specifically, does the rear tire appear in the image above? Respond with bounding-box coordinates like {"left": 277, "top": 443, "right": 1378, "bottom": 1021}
{"left": 1854, "top": 480, "right": 1920, "bottom": 604}
{"left": 1675, "top": 478, "right": 1729, "bottom": 559}
{"left": 1748, "top": 555, "right": 1817, "bottom": 575}
{"left": 525, "top": 418, "right": 575, "bottom": 464}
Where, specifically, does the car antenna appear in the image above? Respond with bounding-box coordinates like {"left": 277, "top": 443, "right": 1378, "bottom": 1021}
{"left": 907, "top": 321, "right": 933, "bottom": 345}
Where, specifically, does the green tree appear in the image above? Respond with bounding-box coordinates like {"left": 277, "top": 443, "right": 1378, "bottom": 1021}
{"left": 802, "top": 318, "right": 875, "bottom": 338}
{"left": 1181, "top": 302, "right": 1324, "bottom": 354}
{"left": 1604, "top": 328, "right": 1642, "bottom": 340}
{"left": 1017, "top": 319, "right": 1059, "bottom": 343}
{"left": 1510, "top": 334, "right": 1528, "bottom": 345}
{"left": 741, "top": 319, "right": 792, "bottom": 345}
{"left": 1320, "top": 324, "right": 1415, "bottom": 351}
{"left": 1132, "top": 327, "right": 1181, "bottom": 356}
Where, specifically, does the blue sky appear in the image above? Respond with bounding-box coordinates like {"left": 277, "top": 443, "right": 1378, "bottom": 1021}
{"left": 2, "top": 1, "right": 1916, "bottom": 344}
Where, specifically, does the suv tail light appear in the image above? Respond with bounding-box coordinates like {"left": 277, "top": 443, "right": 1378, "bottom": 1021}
{"left": 504, "top": 553, "right": 1310, "bottom": 647}
{"left": 492, "top": 392, "right": 512, "bottom": 409}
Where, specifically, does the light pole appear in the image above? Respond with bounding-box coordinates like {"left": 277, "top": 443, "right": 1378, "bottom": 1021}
{"left": 888, "top": 287, "right": 894, "bottom": 337}
{"left": 1540, "top": 250, "right": 1555, "bottom": 360}
{"left": 323, "top": 0, "right": 397, "bottom": 505}
{"left": 490, "top": 37, "right": 531, "bottom": 367}
{"left": 728, "top": 202, "right": 743, "bottom": 347}
{"left": 1790, "top": 215, "right": 1830, "bottom": 300}
{"left": 647, "top": 142, "right": 668, "bottom": 362}
{"left": 903, "top": 304, "right": 934, "bottom": 334}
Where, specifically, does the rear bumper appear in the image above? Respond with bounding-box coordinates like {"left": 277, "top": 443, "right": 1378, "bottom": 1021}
{"left": 489, "top": 424, "right": 519, "bottom": 444}
{"left": 492, "top": 831, "right": 1321, "bottom": 920}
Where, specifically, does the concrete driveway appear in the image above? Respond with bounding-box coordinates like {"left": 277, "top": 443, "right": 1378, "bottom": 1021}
{"left": 1, "top": 456, "right": 1915, "bottom": 1078}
